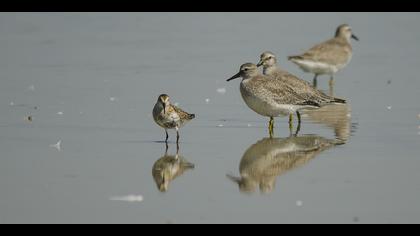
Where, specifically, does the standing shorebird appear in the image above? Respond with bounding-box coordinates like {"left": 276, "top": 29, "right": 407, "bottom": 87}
{"left": 153, "top": 94, "right": 195, "bottom": 144}
{"left": 257, "top": 51, "right": 346, "bottom": 127}
{"left": 288, "top": 24, "right": 359, "bottom": 87}
{"left": 227, "top": 63, "right": 345, "bottom": 136}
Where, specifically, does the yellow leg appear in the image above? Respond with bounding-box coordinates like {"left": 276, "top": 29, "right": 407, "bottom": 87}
{"left": 329, "top": 76, "right": 335, "bottom": 86}
{"left": 289, "top": 114, "right": 293, "bottom": 131}
{"left": 269, "top": 117, "right": 274, "bottom": 138}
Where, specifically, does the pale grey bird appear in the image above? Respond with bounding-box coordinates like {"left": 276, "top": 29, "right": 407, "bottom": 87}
{"left": 227, "top": 63, "right": 345, "bottom": 136}
{"left": 288, "top": 24, "right": 359, "bottom": 87}
{"left": 257, "top": 51, "right": 346, "bottom": 126}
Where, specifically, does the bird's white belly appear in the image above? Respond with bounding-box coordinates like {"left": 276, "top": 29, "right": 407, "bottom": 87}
{"left": 294, "top": 60, "right": 348, "bottom": 75}
{"left": 241, "top": 92, "right": 295, "bottom": 117}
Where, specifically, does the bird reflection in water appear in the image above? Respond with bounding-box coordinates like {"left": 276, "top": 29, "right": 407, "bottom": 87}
{"left": 304, "top": 103, "right": 352, "bottom": 142}
{"left": 227, "top": 134, "right": 345, "bottom": 194}
{"left": 152, "top": 144, "right": 195, "bottom": 192}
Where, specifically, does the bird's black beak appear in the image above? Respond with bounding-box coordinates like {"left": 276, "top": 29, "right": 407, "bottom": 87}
{"left": 227, "top": 72, "right": 241, "bottom": 82}
{"left": 256, "top": 61, "right": 263, "bottom": 67}
{"left": 163, "top": 103, "right": 166, "bottom": 114}
{"left": 351, "top": 34, "right": 359, "bottom": 41}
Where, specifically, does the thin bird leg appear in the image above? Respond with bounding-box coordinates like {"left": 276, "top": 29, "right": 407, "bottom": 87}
{"left": 329, "top": 75, "right": 335, "bottom": 86}
{"left": 165, "top": 142, "right": 169, "bottom": 155}
{"left": 269, "top": 117, "right": 274, "bottom": 138}
{"left": 289, "top": 113, "right": 294, "bottom": 132}
{"left": 329, "top": 82, "right": 334, "bottom": 96}
{"left": 297, "top": 111, "right": 302, "bottom": 126}
{"left": 176, "top": 127, "right": 180, "bottom": 144}
{"left": 313, "top": 74, "right": 318, "bottom": 88}
{"left": 165, "top": 130, "right": 169, "bottom": 143}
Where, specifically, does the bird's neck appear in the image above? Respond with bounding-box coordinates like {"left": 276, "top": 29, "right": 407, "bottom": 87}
{"left": 263, "top": 65, "right": 279, "bottom": 75}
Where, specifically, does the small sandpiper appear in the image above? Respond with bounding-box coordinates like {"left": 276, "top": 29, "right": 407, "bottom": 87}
{"left": 288, "top": 24, "right": 359, "bottom": 87}
{"left": 227, "top": 63, "right": 345, "bottom": 136}
{"left": 153, "top": 94, "right": 195, "bottom": 144}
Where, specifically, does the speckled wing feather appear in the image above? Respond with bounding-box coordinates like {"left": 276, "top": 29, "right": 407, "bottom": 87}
{"left": 171, "top": 105, "right": 195, "bottom": 121}
{"left": 257, "top": 77, "right": 321, "bottom": 107}
{"left": 271, "top": 71, "right": 346, "bottom": 105}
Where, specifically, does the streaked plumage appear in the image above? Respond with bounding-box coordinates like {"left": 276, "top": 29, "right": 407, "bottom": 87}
{"left": 153, "top": 94, "right": 195, "bottom": 143}
{"left": 257, "top": 51, "right": 346, "bottom": 105}
{"left": 227, "top": 63, "right": 345, "bottom": 135}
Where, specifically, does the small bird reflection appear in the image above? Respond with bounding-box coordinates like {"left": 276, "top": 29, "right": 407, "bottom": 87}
{"left": 227, "top": 135, "right": 344, "bottom": 194}
{"left": 152, "top": 144, "right": 195, "bottom": 193}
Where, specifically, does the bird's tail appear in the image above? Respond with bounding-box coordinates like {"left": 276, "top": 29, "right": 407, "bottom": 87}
{"left": 332, "top": 97, "right": 346, "bottom": 104}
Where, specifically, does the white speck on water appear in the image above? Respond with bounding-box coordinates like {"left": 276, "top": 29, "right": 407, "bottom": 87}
{"left": 216, "top": 87, "right": 226, "bottom": 94}
{"left": 57, "top": 112, "right": 64, "bottom": 115}
{"left": 79, "top": 111, "right": 84, "bottom": 115}
{"left": 247, "top": 124, "right": 252, "bottom": 127}
{"left": 296, "top": 200, "right": 303, "bottom": 207}
{"left": 387, "top": 106, "right": 392, "bottom": 110}
{"left": 205, "top": 98, "right": 210, "bottom": 104}
{"left": 50, "top": 140, "right": 62, "bottom": 151}
{"left": 28, "top": 85, "right": 35, "bottom": 91}
{"left": 109, "top": 97, "right": 117, "bottom": 102}
{"left": 9, "top": 102, "right": 15, "bottom": 106}
{"left": 110, "top": 195, "right": 143, "bottom": 202}
{"left": 217, "top": 124, "right": 224, "bottom": 127}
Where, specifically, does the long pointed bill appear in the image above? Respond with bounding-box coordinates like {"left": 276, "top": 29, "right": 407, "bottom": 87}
{"left": 227, "top": 72, "right": 241, "bottom": 82}
{"left": 163, "top": 103, "right": 166, "bottom": 114}
{"left": 351, "top": 34, "right": 359, "bottom": 41}
{"left": 256, "top": 61, "right": 263, "bottom": 67}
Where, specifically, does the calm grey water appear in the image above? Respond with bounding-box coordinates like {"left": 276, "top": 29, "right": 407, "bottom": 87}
{"left": 1, "top": 13, "right": 420, "bottom": 224}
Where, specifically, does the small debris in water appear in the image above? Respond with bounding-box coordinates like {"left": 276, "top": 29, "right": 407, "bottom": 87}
{"left": 296, "top": 200, "right": 303, "bottom": 207}
{"left": 10, "top": 102, "right": 15, "bottom": 106}
{"left": 217, "top": 124, "right": 224, "bottom": 127}
{"left": 50, "top": 140, "right": 62, "bottom": 151}
{"left": 216, "top": 87, "right": 226, "bottom": 94}
{"left": 28, "top": 85, "right": 35, "bottom": 91}
{"left": 387, "top": 80, "right": 392, "bottom": 85}
{"left": 109, "top": 97, "right": 117, "bottom": 102}
{"left": 110, "top": 195, "right": 143, "bottom": 202}
{"left": 247, "top": 124, "right": 252, "bottom": 127}
{"left": 57, "top": 112, "right": 64, "bottom": 115}
{"left": 26, "top": 116, "right": 33, "bottom": 122}
{"left": 387, "top": 106, "right": 392, "bottom": 110}
{"left": 205, "top": 98, "right": 210, "bottom": 104}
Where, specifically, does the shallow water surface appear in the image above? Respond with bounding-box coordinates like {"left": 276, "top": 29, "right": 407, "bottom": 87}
{"left": 1, "top": 13, "right": 420, "bottom": 223}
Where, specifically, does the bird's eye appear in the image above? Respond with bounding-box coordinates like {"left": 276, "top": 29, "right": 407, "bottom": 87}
{"left": 244, "top": 68, "right": 249, "bottom": 71}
